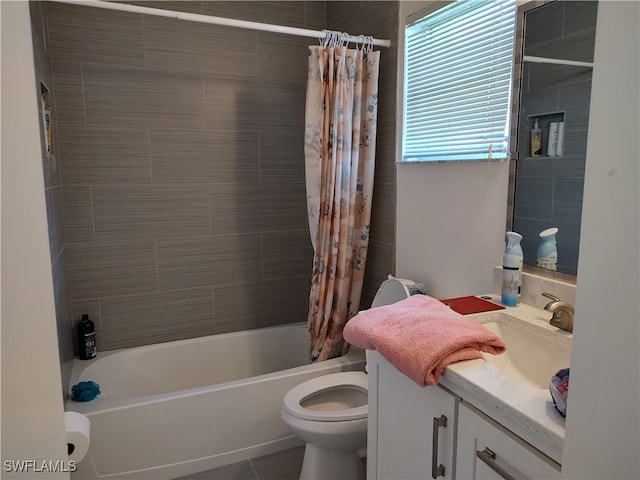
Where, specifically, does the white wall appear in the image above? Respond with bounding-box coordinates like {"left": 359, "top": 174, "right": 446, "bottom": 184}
{"left": 396, "top": 162, "right": 509, "bottom": 297}
{"left": 561, "top": 2, "right": 640, "bottom": 478}
{"left": 1, "top": 2, "right": 70, "bottom": 478}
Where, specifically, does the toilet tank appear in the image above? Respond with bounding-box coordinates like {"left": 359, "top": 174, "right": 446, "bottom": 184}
{"left": 365, "top": 277, "right": 414, "bottom": 370}
{"left": 371, "top": 277, "right": 412, "bottom": 308}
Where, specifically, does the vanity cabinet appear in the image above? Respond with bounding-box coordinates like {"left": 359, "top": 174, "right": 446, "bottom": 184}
{"left": 367, "top": 351, "right": 561, "bottom": 480}
{"left": 456, "top": 404, "right": 560, "bottom": 480}
{"left": 367, "top": 351, "right": 458, "bottom": 480}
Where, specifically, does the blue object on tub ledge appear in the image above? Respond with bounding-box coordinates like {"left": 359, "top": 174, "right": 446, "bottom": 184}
{"left": 71, "top": 381, "right": 101, "bottom": 402}
{"left": 549, "top": 368, "right": 570, "bottom": 417}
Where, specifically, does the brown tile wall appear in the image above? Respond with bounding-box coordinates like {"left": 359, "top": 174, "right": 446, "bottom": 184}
{"left": 30, "top": 1, "right": 75, "bottom": 396}
{"left": 42, "top": 1, "right": 397, "bottom": 354}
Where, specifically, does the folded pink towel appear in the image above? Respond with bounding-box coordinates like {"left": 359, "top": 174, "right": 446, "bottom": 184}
{"left": 343, "top": 295, "right": 506, "bottom": 386}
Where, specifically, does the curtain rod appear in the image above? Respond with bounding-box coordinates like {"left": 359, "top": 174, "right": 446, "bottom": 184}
{"left": 48, "top": 0, "right": 392, "bottom": 48}
{"left": 524, "top": 55, "right": 593, "bottom": 68}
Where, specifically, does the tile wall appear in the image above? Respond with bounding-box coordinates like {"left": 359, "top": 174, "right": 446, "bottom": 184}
{"left": 36, "top": 0, "right": 398, "bottom": 386}
{"left": 30, "top": 1, "right": 75, "bottom": 398}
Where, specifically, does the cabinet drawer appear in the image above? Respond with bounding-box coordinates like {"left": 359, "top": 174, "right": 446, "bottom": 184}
{"left": 456, "top": 403, "right": 560, "bottom": 480}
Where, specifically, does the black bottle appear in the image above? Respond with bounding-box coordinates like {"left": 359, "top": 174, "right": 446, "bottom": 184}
{"left": 78, "top": 314, "right": 96, "bottom": 360}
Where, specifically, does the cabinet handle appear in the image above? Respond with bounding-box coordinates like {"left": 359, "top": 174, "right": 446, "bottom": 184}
{"left": 431, "top": 415, "right": 447, "bottom": 479}
{"left": 476, "top": 448, "right": 517, "bottom": 480}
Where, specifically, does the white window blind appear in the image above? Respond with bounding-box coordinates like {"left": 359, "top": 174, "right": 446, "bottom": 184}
{"left": 402, "top": 0, "right": 516, "bottom": 162}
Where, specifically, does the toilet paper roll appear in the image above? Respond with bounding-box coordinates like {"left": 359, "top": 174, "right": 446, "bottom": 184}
{"left": 64, "top": 411, "right": 90, "bottom": 463}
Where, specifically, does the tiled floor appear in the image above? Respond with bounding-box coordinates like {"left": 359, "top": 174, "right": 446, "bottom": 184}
{"left": 172, "top": 446, "right": 305, "bottom": 480}
{"left": 173, "top": 446, "right": 367, "bottom": 480}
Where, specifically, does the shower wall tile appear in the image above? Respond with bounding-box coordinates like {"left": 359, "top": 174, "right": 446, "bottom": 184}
{"left": 213, "top": 277, "right": 309, "bottom": 333}
{"left": 204, "top": 75, "right": 306, "bottom": 130}
{"left": 32, "top": 7, "right": 75, "bottom": 398}
{"left": 361, "top": 239, "right": 394, "bottom": 309}
{"left": 143, "top": 16, "right": 258, "bottom": 76}
{"left": 370, "top": 181, "right": 395, "bottom": 245}
{"left": 554, "top": 177, "right": 584, "bottom": 225}
{"left": 61, "top": 186, "right": 95, "bottom": 243}
{"left": 51, "top": 63, "right": 86, "bottom": 125}
{"left": 52, "top": 250, "right": 74, "bottom": 393}
{"left": 100, "top": 287, "right": 215, "bottom": 349}
{"left": 564, "top": 1, "right": 599, "bottom": 37}
{"left": 201, "top": 1, "right": 307, "bottom": 27}
{"left": 559, "top": 79, "right": 593, "bottom": 129}
{"left": 262, "top": 231, "right": 312, "bottom": 281}
{"left": 259, "top": 128, "right": 305, "bottom": 183}
{"left": 157, "top": 234, "right": 262, "bottom": 291}
{"left": 209, "top": 182, "right": 307, "bottom": 235}
{"left": 46, "top": 2, "right": 145, "bottom": 66}
{"left": 150, "top": 128, "right": 259, "bottom": 184}
{"left": 91, "top": 185, "right": 211, "bottom": 240}
{"left": 115, "top": 1, "right": 203, "bottom": 15}
{"left": 45, "top": 187, "right": 66, "bottom": 262}
{"left": 66, "top": 240, "right": 157, "bottom": 300}
{"left": 57, "top": 125, "right": 152, "bottom": 185}
{"left": 82, "top": 64, "right": 206, "bottom": 129}
{"left": 257, "top": 32, "right": 309, "bottom": 82}
{"left": 514, "top": 177, "right": 554, "bottom": 221}
{"left": 374, "top": 117, "right": 398, "bottom": 182}
{"left": 305, "top": 2, "right": 326, "bottom": 29}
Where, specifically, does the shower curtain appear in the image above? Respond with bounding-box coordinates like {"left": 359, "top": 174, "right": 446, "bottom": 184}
{"left": 305, "top": 42, "right": 380, "bottom": 362}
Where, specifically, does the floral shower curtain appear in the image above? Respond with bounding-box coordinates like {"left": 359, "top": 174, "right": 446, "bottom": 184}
{"left": 304, "top": 41, "right": 380, "bottom": 362}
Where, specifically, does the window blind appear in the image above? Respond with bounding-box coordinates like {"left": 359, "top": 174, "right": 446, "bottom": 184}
{"left": 402, "top": 0, "right": 516, "bottom": 162}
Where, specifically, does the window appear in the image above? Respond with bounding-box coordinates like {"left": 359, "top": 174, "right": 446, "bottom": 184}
{"left": 402, "top": 0, "right": 516, "bottom": 162}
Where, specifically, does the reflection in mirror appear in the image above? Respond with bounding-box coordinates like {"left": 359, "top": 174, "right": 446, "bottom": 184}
{"left": 510, "top": 1, "right": 598, "bottom": 275}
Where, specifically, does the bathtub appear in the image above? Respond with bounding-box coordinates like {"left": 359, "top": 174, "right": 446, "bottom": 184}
{"left": 65, "top": 322, "right": 366, "bottom": 479}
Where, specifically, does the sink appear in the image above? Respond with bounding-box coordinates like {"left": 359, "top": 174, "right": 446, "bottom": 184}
{"left": 468, "top": 311, "right": 572, "bottom": 389}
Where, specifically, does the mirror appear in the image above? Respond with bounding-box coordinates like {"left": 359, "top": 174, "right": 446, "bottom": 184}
{"left": 510, "top": 1, "right": 598, "bottom": 276}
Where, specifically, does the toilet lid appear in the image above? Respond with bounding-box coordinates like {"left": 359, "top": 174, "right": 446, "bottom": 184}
{"left": 283, "top": 371, "right": 368, "bottom": 422}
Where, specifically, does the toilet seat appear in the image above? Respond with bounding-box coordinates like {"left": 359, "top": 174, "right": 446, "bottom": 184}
{"left": 283, "top": 371, "right": 367, "bottom": 422}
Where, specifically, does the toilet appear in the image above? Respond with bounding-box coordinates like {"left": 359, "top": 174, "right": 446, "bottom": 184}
{"left": 281, "top": 277, "right": 412, "bottom": 480}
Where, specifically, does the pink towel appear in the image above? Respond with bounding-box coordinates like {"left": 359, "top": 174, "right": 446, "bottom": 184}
{"left": 343, "top": 295, "right": 506, "bottom": 386}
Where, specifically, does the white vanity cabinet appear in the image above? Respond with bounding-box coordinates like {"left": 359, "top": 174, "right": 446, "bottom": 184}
{"left": 367, "top": 351, "right": 459, "bottom": 480}
{"left": 456, "top": 404, "right": 560, "bottom": 480}
{"left": 367, "top": 351, "right": 561, "bottom": 480}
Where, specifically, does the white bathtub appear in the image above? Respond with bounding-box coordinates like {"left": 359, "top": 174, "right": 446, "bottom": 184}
{"left": 65, "top": 322, "right": 366, "bottom": 479}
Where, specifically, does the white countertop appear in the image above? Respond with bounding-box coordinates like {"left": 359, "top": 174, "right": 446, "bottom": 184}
{"left": 439, "top": 296, "right": 572, "bottom": 465}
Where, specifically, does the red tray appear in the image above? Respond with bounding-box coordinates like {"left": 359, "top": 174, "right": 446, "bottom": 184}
{"left": 439, "top": 296, "right": 505, "bottom": 315}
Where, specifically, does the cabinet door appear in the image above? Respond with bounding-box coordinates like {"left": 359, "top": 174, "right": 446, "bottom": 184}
{"left": 456, "top": 403, "right": 560, "bottom": 480}
{"left": 370, "top": 353, "right": 458, "bottom": 480}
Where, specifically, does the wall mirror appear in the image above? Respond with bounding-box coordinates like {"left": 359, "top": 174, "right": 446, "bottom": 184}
{"left": 510, "top": 0, "right": 598, "bottom": 276}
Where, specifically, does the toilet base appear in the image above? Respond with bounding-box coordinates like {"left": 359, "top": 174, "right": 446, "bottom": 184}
{"left": 300, "top": 443, "right": 363, "bottom": 480}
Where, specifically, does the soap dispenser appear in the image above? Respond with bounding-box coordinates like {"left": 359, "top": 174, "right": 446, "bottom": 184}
{"left": 501, "top": 231, "right": 523, "bottom": 307}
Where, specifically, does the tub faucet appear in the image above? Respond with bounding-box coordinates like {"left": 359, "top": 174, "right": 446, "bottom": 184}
{"left": 542, "top": 293, "right": 574, "bottom": 333}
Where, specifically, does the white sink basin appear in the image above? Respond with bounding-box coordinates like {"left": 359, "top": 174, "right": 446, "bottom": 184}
{"left": 469, "top": 311, "right": 572, "bottom": 389}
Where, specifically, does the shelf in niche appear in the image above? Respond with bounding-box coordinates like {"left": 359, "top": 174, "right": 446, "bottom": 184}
{"left": 526, "top": 111, "right": 565, "bottom": 158}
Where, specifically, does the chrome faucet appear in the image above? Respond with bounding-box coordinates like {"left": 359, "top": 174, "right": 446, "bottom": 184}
{"left": 542, "top": 293, "right": 574, "bottom": 333}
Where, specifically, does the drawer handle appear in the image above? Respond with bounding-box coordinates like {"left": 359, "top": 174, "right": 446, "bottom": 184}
{"left": 476, "top": 448, "right": 517, "bottom": 480}
{"left": 431, "top": 415, "right": 447, "bottom": 479}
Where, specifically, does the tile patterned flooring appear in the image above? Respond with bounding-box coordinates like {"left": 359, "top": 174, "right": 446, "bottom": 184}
{"left": 173, "top": 446, "right": 305, "bottom": 480}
